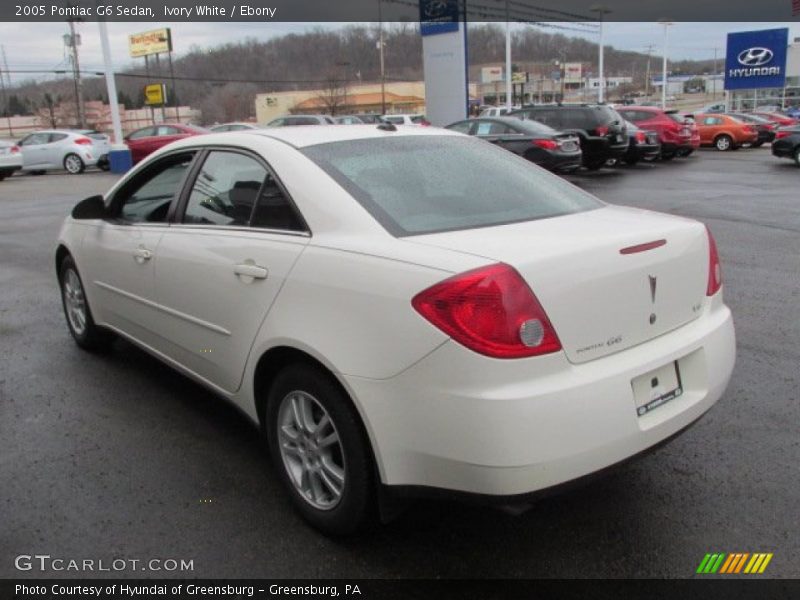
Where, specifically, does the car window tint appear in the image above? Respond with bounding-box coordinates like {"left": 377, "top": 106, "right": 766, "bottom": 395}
{"left": 183, "top": 151, "right": 267, "bottom": 227}
{"left": 251, "top": 172, "right": 305, "bottom": 231}
{"left": 384, "top": 116, "right": 403, "bottom": 124}
{"left": 48, "top": 133, "right": 69, "bottom": 143}
{"left": 268, "top": 118, "right": 284, "bottom": 127}
{"left": 24, "top": 133, "right": 50, "bottom": 145}
{"left": 303, "top": 136, "right": 601, "bottom": 237}
{"left": 157, "top": 126, "right": 179, "bottom": 136}
{"left": 118, "top": 154, "right": 195, "bottom": 223}
{"left": 446, "top": 121, "right": 472, "bottom": 134}
{"left": 128, "top": 127, "right": 154, "bottom": 140}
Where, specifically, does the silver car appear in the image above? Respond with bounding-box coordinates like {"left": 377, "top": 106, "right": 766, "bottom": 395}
{"left": 17, "top": 130, "right": 106, "bottom": 174}
{"left": 0, "top": 139, "right": 23, "bottom": 181}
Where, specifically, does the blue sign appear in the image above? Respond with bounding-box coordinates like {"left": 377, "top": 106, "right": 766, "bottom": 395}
{"left": 420, "top": 0, "right": 460, "bottom": 37}
{"left": 724, "top": 28, "right": 789, "bottom": 90}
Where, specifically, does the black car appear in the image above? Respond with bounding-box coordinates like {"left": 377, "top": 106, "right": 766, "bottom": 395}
{"left": 728, "top": 113, "right": 777, "bottom": 147}
{"left": 771, "top": 126, "right": 800, "bottom": 166}
{"left": 619, "top": 121, "right": 660, "bottom": 165}
{"left": 509, "top": 104, "right": 628, "bottom": 170}
{"left": 445, "top": 116, "right": 582, "bottom": 172}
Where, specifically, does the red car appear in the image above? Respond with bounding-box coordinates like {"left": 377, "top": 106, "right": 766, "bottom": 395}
{"left": 124, "top": 124, "right": 207, "bottom": 164}
{"left": 751, "top": 112, "right": 798, "bottom": 127}
{"left": 617, "top": 106, "right": 698, "bottom": 159}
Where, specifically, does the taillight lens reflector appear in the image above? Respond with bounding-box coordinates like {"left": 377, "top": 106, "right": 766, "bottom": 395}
{"left": 412, "top": 263, "right": 562, "bottom": 359}
{"left": 532, "top": 139, "right": 558, "bottom": 150}
{"left": 74, "top": 137, "right": 92, "bottom": 145}
{"left": 706, "top": 226, "right": 722, "bottom": 296}
{"left": 595, "top": 125, "right": 609, "bottom": 136}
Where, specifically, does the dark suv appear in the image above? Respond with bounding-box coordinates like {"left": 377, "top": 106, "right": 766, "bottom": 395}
{"left": 510, "top": 104, "right": 628, "bottom": 170}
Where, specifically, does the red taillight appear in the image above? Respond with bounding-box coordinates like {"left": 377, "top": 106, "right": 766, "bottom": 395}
{"left": 635, "top": 131, "right": 646, "bottom": 144}
{"left": 775, "top": 130, "right": 792, "bottom": 139}
{"left": 706, "top": 227, "right": 722, "bottom": 296}
{"left": 74, "top": 137, "right": 92, "bottom": 145}
{"left": 532, "top": 139, "right": 558, "bottom": 150}
{"left": 412, "top": 263, "right": 562, "bottom": 359}
{"left": 595, "top": 125, "right": 609, "bottom": 136}
{"left": 10, "top": 145, "right": 19, "bottom": 154}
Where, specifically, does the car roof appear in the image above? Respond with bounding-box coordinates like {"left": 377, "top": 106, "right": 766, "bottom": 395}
{"left": 247, "top": 124, "right": 457, "bottom": 148}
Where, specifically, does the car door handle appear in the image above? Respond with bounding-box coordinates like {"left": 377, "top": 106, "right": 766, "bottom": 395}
{"left": 234, "top": 263, "right": 268, "bottom": 280}
{"left": 133, "top": 247, "right": 152, "bottom": 263}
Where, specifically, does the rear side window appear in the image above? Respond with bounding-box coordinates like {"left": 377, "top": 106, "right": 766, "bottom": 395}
{"left": 49, "top": 133, "right": 69, "bottom": 143}
{"left": 128, "top": 127, "right": 155, "bottom": 140}
{"left": 251, "top": 173, "right": 306, "bottom": 232}
{"left": 475, "top": 121, "right": 510, "bottom": 135}
{"left": 303, "top": 136, "right": 600, "bottom": 237}
{"left": 183, "top": 151, "right": 266, "bottom": 226}
{"left": 446, "top": 121, "right": 473, "bottom": 134}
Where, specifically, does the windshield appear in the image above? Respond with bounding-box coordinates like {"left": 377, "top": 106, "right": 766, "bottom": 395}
{"left": 302, "top": 135, "right": 601, "bottom": 237}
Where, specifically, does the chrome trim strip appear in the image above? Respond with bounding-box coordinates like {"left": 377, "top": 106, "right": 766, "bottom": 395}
{"left": 166, "top": 223, "right": 310, "bottom": 237}
{"left": 93, "top": 280, "right": 232, "bottom": 336}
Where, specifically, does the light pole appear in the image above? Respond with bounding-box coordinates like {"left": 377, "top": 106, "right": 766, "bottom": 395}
{"left": 505, "top": 0, "right": 512, "bottom": 110}
{"left": 659, "top": 20, "right": 673, "bottom": 109}
{"left": 377, "top": 0, "right": 386, "bottom": 114}
{"left": 591, "top": 5, "right": 611, "bottom": 103}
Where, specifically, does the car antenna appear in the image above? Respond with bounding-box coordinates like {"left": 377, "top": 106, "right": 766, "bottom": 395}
{"left": 377, "top": 122, "right": 397, "bottom": 132}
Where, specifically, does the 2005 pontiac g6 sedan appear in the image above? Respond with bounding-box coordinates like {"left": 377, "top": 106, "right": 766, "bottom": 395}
{"left": 55, "top": 125, "right": 736, "bottom": 535}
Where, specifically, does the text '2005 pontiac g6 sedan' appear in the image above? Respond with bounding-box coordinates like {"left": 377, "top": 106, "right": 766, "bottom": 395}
{"left": 55, "top": 124, "right": 735, "bottom": 535}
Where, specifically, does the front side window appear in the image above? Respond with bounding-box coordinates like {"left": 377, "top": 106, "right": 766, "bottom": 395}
{"left": 116, "top": 153, "right": 195, "bottom": 223}
{"left": 303, "top": 136, "right": 601, "bottom": 237}
{"left": 475, "top": 121, "right": 510, "bottom": 135}
{"left": 183, "top": 151, "right": 267, "bottom": 226}
{"left": 21, "top": 133, "right": 50, "bottom": 145}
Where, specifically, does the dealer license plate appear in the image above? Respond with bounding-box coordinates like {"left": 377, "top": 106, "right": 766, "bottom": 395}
{"left": 632, "top": 361, "right": 683, "bottom": 417}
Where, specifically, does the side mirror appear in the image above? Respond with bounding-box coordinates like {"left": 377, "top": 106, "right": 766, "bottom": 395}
{"left": 71, "top": 195, "right": 106, "bottom": 220}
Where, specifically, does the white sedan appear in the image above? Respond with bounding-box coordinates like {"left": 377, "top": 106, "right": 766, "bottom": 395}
{"left": 55, "top": 125, "right": 735, "bottom": 534}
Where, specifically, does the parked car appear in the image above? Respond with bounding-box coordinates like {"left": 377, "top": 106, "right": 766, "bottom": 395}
{"left": 698, "top": 102, "right": 727, "bottom": 114}
{"left": 125, "top": 124, "right": 207, "bottom": 164}
{"left": 381, "top": 114, "right": 430, "bottom": 126}
{"left": 726, "top": 113, "right": 777, "bottom": 147}
{"left": 445, "top": 116, "right": 582, "bottom": 172}
{"left": 0, "top": 139, "right": 23, "bottom": 180}
{"left": 510, "top": 104, "right": 628, "bottom": 170}
{"left": 783, "top": 106, "right": 800, "bottom": 119}
{"left": 617, "top": 106, "right": 697, "bottom": 159}
{"left": 55, "top": 126, "right": 734, "bottom": 534}
{"left": 694, "top": 114, "right": 758, "bottom": 151}
{"left": 210, "top": 122, "right": 260, "bottom": 132}
{"left": 618, "top": 120, "right": 661, "bottom": 165}
{"left": 73, "top": 129, "right": 111, "bottom": 170}
{"left": 266, "top": 115, "right": 335, "bottom": 127}
{"left": 479, "top": 106, "right": 521, "bottom": 117}
{"left": 750, "top": 112, "right": 798, "bottom": 127}
{"left": 771, "top": 125, "right": 800, "bottom": 166}
{"left": 16, "top": 130, "right": 107, "bottom": 174}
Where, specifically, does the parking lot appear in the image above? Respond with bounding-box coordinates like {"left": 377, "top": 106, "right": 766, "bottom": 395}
{"left": 1, "top": 148, "right": 798, "bottom": 578}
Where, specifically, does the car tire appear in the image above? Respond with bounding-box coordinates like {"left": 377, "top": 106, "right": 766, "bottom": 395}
{"left": 715, "top": 135, "right": 733, "bottom": 151}
{"left": 751, "top": 141, "right": 764, "bottom": 148}
{"left": 794, "top": 147, "right": 800, "bottom": 167}
{"left": 266, "top": 363, "right": 375, "bottom": 536}
{"left": 59, "top": 255, "right": 115, "bottom": 352}
{"left": 64, "top": 153, "right": 85, "bottom": 174}
{"left": 661, "top": 152, "right": 675, "bottom": 161}
{"left": 0, "top": 173, "right": 6, "bottom": 181}
{"left": 623, "top": 156, "right": 639, "bottom": 166}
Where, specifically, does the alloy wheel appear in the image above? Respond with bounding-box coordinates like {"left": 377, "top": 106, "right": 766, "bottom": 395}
{"left": 63, "top": 268, "right": 87, "bottom": 336}
{"left": 277, "top": 390, "right": 346, "bottom": 510}
{"left": 65, "top": 154, "right": 83, "bottom": 174}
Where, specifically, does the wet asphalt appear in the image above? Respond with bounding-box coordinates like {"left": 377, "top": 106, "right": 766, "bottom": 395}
{"left": 1, "top": 148, "right": 798, "bottom": 578}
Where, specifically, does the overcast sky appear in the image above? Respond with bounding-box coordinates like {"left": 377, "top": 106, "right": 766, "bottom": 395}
{"left": 0, "top": 21, "right": 798, "bottom": 86}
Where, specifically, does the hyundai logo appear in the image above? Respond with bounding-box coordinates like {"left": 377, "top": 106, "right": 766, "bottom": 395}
{"left": 737, "top": 47, "right": 774, "bottom": 67}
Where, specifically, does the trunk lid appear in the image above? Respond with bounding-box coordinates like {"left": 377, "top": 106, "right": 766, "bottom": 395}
{"left": 407, "top": 205, "right": 709, "bottom": 363}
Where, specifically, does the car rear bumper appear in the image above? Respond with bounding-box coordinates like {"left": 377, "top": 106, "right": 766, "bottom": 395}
{"left": 540, "top": 152, "right": 583, "bottom": 172}
{"left": 346, "top": 296, "right": 735, "bottom": 496}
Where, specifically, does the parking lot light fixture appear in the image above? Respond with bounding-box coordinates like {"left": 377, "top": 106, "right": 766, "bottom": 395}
{"left": 659, "top": 20, "right": 673, "bottom": 109}
{"left": 591, "top": 5, "right": 612, "bottom": 103}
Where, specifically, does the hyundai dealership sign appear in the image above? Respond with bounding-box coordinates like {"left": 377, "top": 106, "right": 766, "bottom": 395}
{"left": 724, "top": 28, "right": 789, "bottom": 90}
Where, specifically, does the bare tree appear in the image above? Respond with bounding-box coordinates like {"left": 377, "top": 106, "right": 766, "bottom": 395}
{"left": 313, "top": 75, "right": 349, "bottom": 116}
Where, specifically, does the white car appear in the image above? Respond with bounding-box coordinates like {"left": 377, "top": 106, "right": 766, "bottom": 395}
{"left": 381, "top": 114, "right": 429, "bottom": 125}
{"left": 18, "top": 129, "right": 103, "bottom": 174}
{"left": 0, "top": 139, "right": 23, "bottom": 180}
{"left": 55, "top": 126, "right": 735, "bottom": 534}
{"left": 209, "top": 122, "right": 261, "bottom": 133}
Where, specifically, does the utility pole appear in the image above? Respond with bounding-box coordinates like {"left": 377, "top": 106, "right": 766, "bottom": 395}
{"left": 505, "top": 0, "right": 512, "bottom": 111}
{"left": 0, "top": 48, "right": 12, "bottom": 136}
{"left": 66, "top": 19, "right": 85, "bottom": 128}
{"left": 712, "top": 47, "right": 719, "bottom": 100}
{"left": 643, "top": 44, "right": 655, "bottom": 98}
{"left": 378, "top": 0, "right": 386, "bottom": 114}
{"left": 591, "top": 5, "right": 612, "bottom": 103}
{"left": 659, "top": 20, "right": 673, "bottom": 109}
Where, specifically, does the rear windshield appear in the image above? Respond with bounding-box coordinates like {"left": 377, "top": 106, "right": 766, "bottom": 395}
{"left": 302, "top": 136, "right": 601, "bottom": 237}
{"left": 665, "top": 112, "right": 686, "bottom": 124}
